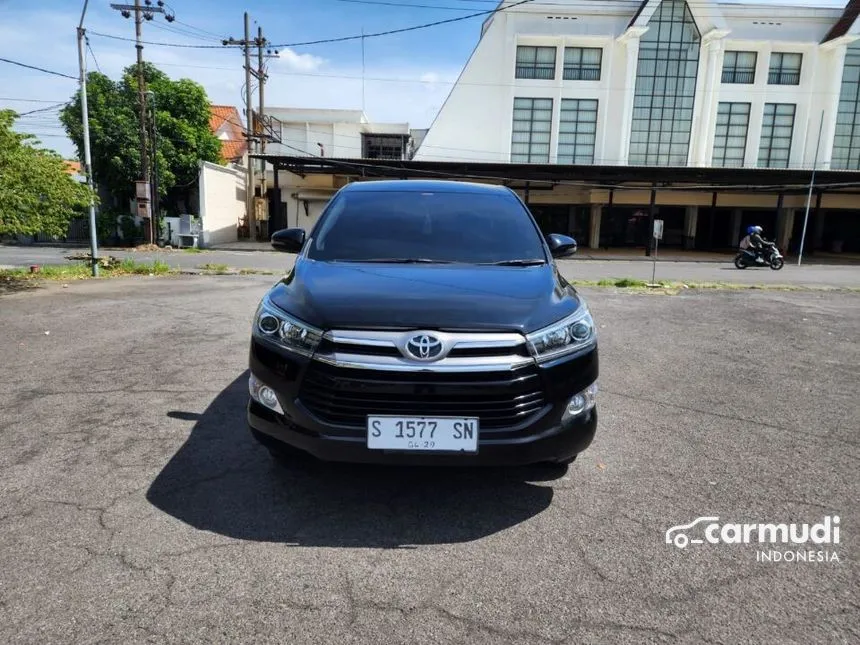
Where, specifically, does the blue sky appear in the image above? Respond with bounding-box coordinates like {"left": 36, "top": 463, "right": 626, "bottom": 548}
{"left": 0, "top": 0, "right": 847, "bottom": 158}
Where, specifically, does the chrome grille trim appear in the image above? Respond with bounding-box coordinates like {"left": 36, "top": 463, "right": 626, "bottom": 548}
{"left": 313, "top": 353, "right": 534, "bottom": 372}
{"left": 318, "top": 329, "right": 531, "bottom": 369}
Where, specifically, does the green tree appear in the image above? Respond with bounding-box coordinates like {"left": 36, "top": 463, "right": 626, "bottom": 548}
{"left": 0, "top": 110, "right": 93, "bottom": 237}
{"left": 60, "top": 63, "right": 223, "bottom": 212}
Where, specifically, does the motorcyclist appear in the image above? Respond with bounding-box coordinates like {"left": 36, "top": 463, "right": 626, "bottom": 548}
{"left": 745, "top": 225, "right": 772, "bottom": 263}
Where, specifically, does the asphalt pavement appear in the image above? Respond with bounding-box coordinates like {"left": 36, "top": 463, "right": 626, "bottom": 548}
{"left": 1, "top": 244, "right": 859, "bottom": 288}
{"left": 0, "top": 275, "right": 857, "bottom": 643}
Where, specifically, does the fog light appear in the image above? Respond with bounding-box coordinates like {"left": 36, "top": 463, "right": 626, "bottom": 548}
{"left": 562, "top": 381, "right": 598, "bottom": 423}
{"left": 259, "top": 386, "right": 279, "bottom": 409}
{"left": 249, "top": 373, "right": 285, "bottom": 414}
{"left": 567, "top": 393, "right": 587, "bottom": 416}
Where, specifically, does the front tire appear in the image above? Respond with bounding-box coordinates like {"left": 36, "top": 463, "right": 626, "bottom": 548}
{"left": 770, "top": 257, "right": 784, "bottom": 270}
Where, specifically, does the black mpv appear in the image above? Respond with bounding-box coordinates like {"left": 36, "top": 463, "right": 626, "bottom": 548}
{"left": 247, "top": 180, "right": 598, "bottom": 466}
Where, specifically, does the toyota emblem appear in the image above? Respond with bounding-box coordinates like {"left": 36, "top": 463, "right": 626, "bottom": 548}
{"left": 405, "top": 334, "right": 443, "bottom": 361}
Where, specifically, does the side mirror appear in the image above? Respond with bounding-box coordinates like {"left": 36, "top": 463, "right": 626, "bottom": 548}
{"left": 271, "top": 228, "right": 306, "bottom": 253}
{"left": 547, "top": 233, "right": 577, "bottom": 258}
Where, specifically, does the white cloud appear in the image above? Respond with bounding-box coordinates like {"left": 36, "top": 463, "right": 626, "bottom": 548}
{"left": 0, "top": 7, "right": 460, "bottom": 158}
{"left": 275, "top": 48, "right": 326, "bottom": 72}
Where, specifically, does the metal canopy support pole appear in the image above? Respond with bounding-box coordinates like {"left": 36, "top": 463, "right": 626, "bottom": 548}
{"left": 273, "top": 161, "right": 281, "bottom": 232}
{"left": 798, "top": 110, "right": 825, "bottom": 266}
{"left": 607, "top": 189, "right": 614, "bottom": 249}
{"left": 77, "top": 1, "right": 99, "bottom": 276}
{"left": 646, "top": 185, "right": 656, "bottom": 257}
{"left": 708, "top": 191, "right": 717, "bottom": 250}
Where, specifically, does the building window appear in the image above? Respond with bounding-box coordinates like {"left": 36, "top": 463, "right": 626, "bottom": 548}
{"left": 515, "top": 46, "right": 556, "bottom": 79}
{"left": 361, "top": 134, "right": 407, "bottom": 159}
{"left": 563, "top": 47, "right": 602, "bottom": 80}
{"left": 721, "top": 51, "right": 757, "bottom": 84}
{"left": 511, "top": 98, "right": 552, "bottom": 163}
{"left": 629, "top": 0, "right": 700, "bottom": 166}
{"left": 832, "top": 43, "right": 860, "bottom": 170}
{"left": 557, "top": 99, "right": 598, "bottom": 164}
{"left": 758, "top": 103, "right": 795, "bottom": 168}
{"left": 712, "top": 102, "right": 750, "bottom": 167}
{"left": 768, "top": 52, "right": 802, "bottom": 85}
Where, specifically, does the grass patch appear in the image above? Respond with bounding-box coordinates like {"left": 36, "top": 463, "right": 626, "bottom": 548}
{"left": 0, "top": 259, "right": 175, "bottom": 289}
{"left": 238, "top": 268, "right": 276, "bottom": 276}
{"left": 569, "top": 278, "right": 860, "bottom": 295}
{"left": 197, "top": 262, "right": 231, "bottom": 274}
{"left": 183, "top": 247, "right": 204, "bottom": 254}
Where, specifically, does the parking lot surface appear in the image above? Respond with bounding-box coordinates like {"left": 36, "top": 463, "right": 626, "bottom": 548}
{"left": 0, "top": 275, "right": 857, "bottom": 644}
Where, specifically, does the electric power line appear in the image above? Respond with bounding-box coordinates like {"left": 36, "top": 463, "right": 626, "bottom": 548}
{"left": 0, "top": 97, "right": 67, "bottom": 103}
{"left": 0, "top": 57, "right": 77, "bottom": 80}
{"left": 87, "top": 0, "right": 537, "bottom": 49}
{"left": 86, "top": 37, "right": 102, "bottom": 74}
{"left": 15, "top": 103, "right": 68, "bottom": 116}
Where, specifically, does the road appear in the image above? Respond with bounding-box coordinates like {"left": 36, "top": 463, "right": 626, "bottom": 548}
{"left": 0, "top": 275, "right": 857, "bottom": 644}
{"left": 1, "top": 243, "right": 858, "bottom": 288}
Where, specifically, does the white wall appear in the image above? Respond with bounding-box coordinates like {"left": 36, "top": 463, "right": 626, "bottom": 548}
{"left": 198, "top": 161, "right": 245, "bottom": 247}
{"left": 265, "top": 108, "right": 409, "bottom": 159}
{"left": 414, "top": 0, "right": 850, "bottom": 169}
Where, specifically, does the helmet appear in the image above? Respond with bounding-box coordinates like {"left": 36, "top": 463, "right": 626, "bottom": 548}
{"left": 747, "top": 225, "right": 755, "bottom": 235}
{"left": 752, "top": 226, "right": 763, "bottom": 235}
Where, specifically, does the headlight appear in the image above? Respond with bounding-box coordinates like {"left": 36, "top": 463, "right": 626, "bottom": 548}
{"left": 253, "top": 296, "right": 322, "bottom": 357}
{"left": 526, "top": 302, "right": 596, "bottom": 362}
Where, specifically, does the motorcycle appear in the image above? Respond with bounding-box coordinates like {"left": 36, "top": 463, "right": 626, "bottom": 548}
{"left": 734, "top": 243, "right": 784, "bottom": 271}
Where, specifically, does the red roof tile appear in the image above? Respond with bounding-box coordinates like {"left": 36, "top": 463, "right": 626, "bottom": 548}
{"left": 209, "top": 105, "right": 247, "bottom": 162}
{"left": 63, "top": 160, "right": 81, "bottom": 175}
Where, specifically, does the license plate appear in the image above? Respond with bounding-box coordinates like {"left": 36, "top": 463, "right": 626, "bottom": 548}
{"left": 367, "top": 416, "right": 479, "bottom": 453}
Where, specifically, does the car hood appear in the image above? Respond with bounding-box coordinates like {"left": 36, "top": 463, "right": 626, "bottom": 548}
{"left": 267, "top": 259, "right": 583, "bottom": 333}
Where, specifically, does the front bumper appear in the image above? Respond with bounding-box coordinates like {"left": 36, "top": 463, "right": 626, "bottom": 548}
{"left": 249, "top": 400, "right": 596, "bottom": 466}
{"left": 247, "top": 337, "right": 598, "bottom": 466}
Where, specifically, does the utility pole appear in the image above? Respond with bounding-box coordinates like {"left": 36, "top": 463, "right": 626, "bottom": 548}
{"left": 110, "top": 0, "right": 175, "bottom": 244}
{"left": 77, "top": 0, "right": 99, "bottom": 276}
{"left": 148, "top": 90, "right": 159, "bottom": 237}
{"left": 224, "top": 14, "right": 272, "bottom": 241}
{"left": 257, "top": 26, "right": 267, "bottom": 201}
{"left": 244, "top": 13, "right": 255, "bottom": 240}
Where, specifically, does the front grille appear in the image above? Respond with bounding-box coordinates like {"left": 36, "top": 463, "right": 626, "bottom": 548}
{"left": 298, "top": 361, "right": 546, "bottom": 430}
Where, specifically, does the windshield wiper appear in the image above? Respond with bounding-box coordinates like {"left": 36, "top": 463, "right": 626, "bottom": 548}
{"left": 342, "top": 258, "right": 455, "bottom": 264}
{"left": 479, "top": 259, "right": 546, "bottom": 266}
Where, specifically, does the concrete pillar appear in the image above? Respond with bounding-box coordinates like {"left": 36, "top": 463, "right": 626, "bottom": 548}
{"left": 617, "top": 30, "right": 644, "bottom": 165}
{"left": 589, "top": 204, "right": 602, "bottom": 249}
{"left": 814, "top": 210, "right": 826, "bottom": 249}
{"left": 777, "top": 208, "right": 796, "bottom": 251}
{"left": 818, "top": 43, "right": 848, "bottom": 170}
{"left": 693, "top": 34, "right": 726, "bottom": 165}
{"left": 730, "top": 208, "right": 742, "bottom": 247}
{"left": 683, "top": 206, "right": 698, "bottom": 250}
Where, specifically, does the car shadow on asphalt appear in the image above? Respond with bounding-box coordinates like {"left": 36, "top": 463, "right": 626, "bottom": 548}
{"left": 147, "top": 371, "right": 558, "bottom": 547}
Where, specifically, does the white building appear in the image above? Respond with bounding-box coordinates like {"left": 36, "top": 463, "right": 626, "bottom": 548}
{"left": 390, "top": 0, "right": 860, "bottom": 253}
{"left": 261, "top": 108, "right": 412, "bottom": 231}
{"left": 415, "top": 0, "right": 860, "bottom": 171}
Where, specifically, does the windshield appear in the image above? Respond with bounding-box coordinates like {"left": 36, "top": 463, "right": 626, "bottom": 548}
{"left": 306, "top": 189, "right": 548, "bottom": 264}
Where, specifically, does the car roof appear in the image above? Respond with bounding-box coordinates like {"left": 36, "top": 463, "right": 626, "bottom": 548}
{"left": 338, "top": 179, "right": 513, "bottom": 195}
